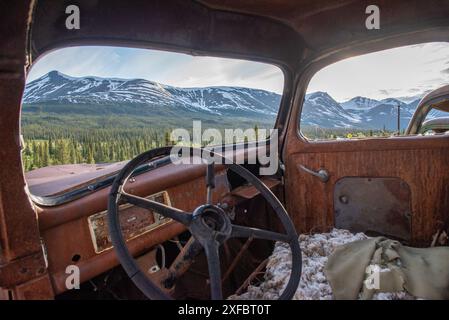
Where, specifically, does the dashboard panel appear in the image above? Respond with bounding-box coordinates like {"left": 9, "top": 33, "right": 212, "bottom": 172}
{"left": 88, "top": 191, "right": 172, "bottom": 253}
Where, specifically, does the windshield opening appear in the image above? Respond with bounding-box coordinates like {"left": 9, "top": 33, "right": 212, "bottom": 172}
{"left": 22, "top": 46, "right": 284, "bottom": 197}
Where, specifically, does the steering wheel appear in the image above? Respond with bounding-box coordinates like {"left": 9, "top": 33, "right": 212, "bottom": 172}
{"left": 107, "top": 147, "right": 302, "bottom": 300}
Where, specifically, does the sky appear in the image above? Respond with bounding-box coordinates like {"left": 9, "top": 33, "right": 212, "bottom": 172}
{"left": 28, "top": 42, "right": 449, "bottom": 101}
{"left": 307, "top": 42, "right": 449, "bottom": 102}
{"left": 27, "top": 46, "right": 285, "bottom": 93}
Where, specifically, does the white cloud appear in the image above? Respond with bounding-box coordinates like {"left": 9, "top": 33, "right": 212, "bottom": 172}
{"left": 29, "top": 42, "right": 449, "bottom": 101}
{"left": 27, "top": 46, "right": 284, "bottom": 94}
{"left": 307, "top": 42, "right": 449, "bottom": 102}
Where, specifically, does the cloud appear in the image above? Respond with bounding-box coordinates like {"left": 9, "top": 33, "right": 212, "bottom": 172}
{"left": 378, "top": 89, "right": 390, "bottom": 95}
{"left": 27, "top": 46, "right": 284, "bottom": 93}
{"left": 27, "top": 42, "right": 449, "bottom": 100}
{"left": 378, "top": 88, "right": 402, "bottom": 96}
{"left": 307, "top": 42, "right": 449, "bottom": 101}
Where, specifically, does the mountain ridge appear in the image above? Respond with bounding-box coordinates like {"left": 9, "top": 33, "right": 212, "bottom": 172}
{"left": 24, "top": 71, "right": 438, "bottom": 130}
{"left": 24, "top": 71, "right": 280, "bottom": 119}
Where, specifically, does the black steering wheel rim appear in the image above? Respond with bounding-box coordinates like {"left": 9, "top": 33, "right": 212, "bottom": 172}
{"left": 107, "top": 146, "right": 302, "bottom": 300}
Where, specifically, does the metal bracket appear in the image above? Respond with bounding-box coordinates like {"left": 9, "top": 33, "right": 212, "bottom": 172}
{"left": 0, "top": 252, "right": 47, "bottom": 288}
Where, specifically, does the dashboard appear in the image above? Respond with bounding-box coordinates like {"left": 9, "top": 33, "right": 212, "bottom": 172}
{"left": 35, "top": 162, "right": 230, "bottom": 294}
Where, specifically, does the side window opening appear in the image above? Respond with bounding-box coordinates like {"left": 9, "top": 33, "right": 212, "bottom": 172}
{"left": 300, "top": 42, "right": 449, "bottom": 141}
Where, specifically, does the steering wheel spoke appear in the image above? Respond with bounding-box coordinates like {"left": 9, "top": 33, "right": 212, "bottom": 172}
{"left": 205, "top": 162, "right": 215, "bottom": 205}
{"left": 203, "top": 240, "right": 223, "bottom": 300}
{"left": 120, "top": 192, "right": 192, "bottom": 226}
{"left": 231, "top": 224, "right": 290, "bottom": 243}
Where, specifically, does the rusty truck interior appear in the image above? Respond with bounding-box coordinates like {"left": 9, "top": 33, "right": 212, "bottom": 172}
{"left": 1, "top": 0, "right": 449, "bottom": 302}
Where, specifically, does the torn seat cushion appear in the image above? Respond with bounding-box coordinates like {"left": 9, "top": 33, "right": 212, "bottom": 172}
{"left": 325, "top": 237, "right": 449, "bottom": 300}
{"left": 230, "top": 229, "right": 412, "bottom": 300}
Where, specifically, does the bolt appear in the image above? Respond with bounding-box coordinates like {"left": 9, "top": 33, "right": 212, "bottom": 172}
{"left": 339, "top": 195, "right": 348, "bottom": 204}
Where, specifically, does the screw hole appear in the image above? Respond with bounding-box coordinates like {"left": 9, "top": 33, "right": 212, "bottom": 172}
{"left": 71, "top": 254, "right": 81, "bottom": 262}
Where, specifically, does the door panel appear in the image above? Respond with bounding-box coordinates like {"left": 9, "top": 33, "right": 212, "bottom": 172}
{"left": 333, "top": 177, "right": 412, "bottom": 241}
{"left": 284, "top": 136, "right": 449, "bottom": 246}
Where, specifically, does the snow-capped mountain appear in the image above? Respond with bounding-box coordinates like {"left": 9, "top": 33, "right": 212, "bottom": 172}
{"left": 341, "top": 96, "right": 380, "bottom": 110}
{"left": 302, "top": 92, "right": 362, "bottom": 128}
{"left": 23, "top": 71, "right": 444, "bottom": 130}
{"left": 23, "top": 71, "right": 280, "bottom": 118}
{"left": 304, "top": 93, "right": 425, "bottom": 130}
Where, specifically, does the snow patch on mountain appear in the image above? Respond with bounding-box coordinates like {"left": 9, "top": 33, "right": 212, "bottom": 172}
{"left": 341, "top": 96, "right": 380, "bottom": 110}
{"left": 301, "top": 92, "right": 428, "bottom": 130}
{"left": 23, "top": 71, "right": 281, "bottom": 118}
{"left": 23, "top": 71, "right": 440, "bottom": 130}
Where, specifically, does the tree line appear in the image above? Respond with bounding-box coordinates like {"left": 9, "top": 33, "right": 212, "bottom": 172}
{"left": 21, "top": 123, "right": 261, "bottom": 171}
{"left": 22, "top": 126, "right": 175, "bottom": 171}
{"left": 22, "top": 120, "right": 395, "bottom": 172}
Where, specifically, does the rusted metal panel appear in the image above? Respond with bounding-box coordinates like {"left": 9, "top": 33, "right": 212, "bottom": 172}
{"left": 0, "top": 251, "right": 47, "bottom": 288}
{"left": 231, "top": 178, "right": 280, "bottom": 200}
{"left": 0, "top": 288, "right": 10, "bottom": 300}
{"left": 44, "top": 172, "right": 229, "bottom": 295}
{"left": 11, "top": 275, "right": 54, "bottom": 300}
{"left": 334, "top": 177, "right": 412, "bottom": 241}
{"left": 0, "top": 0, "right": 54, "bottom": 299}
{"left": 136, "top": 248, "right": 175, "bottom": 295}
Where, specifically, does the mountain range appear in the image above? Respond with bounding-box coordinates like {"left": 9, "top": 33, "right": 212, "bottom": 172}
{"left": 23, "top": 71, "right": 279, "bottom": 122}
{"left": 23, "top": 71, "right": 442, "bottom": 130}
{"left": 302, "top": 92, "right": 423, "bottom": 130}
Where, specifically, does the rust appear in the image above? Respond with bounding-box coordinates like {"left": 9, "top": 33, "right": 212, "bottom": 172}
{"left": 234, "top": 258, "right": 268, "bottom": 296}
{"left": 1, "top": 0, "right": 449, "bottom": 299}
{"left": 168, "top": 237, "right": 203, "bottom": 280}
{"left": 221, "top": 237, "right": 253, "bottom": 283}
{"left": 231, "top": 178, "right": 281, "bottom": 200}
{"left": 0, "top": 252, "right": 47, "bottom": 288}
{"left": 333, "top": 177, "right": 412, "bottom": 241}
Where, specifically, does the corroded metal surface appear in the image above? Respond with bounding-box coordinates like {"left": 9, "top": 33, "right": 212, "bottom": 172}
{"left": 0, "top": 0, "right": 53, "bottom": 298}
{"left": 2, "top": 0, "right": 449, "bottom": 299}
{"left": 334, "top": 177, "right": 412, "bottom": 241}
{"left": 0, "top": 251, "right": 47, "bottom": 288}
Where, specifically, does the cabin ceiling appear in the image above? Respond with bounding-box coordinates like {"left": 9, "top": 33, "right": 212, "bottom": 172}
{"left": 199, "top": 0, "right": 358, "bottom": 23}
{"left": 29, "top": 0, "right": 449, "bottom": 72}
{"left": 199, "top": 0, "right": 449, "bottom": 50}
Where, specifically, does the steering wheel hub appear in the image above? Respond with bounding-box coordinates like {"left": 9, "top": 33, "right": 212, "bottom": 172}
{"left": 191, "top": 205, "right": 231, "bottom": 244}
